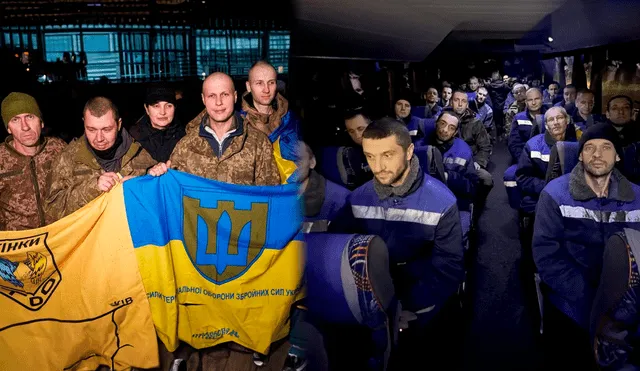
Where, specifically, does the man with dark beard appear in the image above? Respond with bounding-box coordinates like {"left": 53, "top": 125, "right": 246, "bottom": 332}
{"left": 330, "top": 117, "right": 464, "bottom": 370}
{"left": 533, "top": 122, "right": 640, "bottom": 370}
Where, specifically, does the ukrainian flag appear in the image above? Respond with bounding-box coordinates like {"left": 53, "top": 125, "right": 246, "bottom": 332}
{"left": 124, "top": 170, "right": 305, "bottom": 354}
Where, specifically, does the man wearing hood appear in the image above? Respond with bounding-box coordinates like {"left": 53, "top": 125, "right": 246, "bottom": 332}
{"left": 129, "top": 85, "right": 185, "bottom": 162}
{"left": 241, "top": 60, "right": 301, "bottom": 184}
{"left": 45, "top": 97, "right": 157, "bottom": 222}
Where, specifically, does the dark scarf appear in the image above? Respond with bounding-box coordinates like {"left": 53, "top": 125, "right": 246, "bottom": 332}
{"left": 399, "top": 115, "right": 412, "bottom": 126}
{"left": 303, "top": 170, "right": 326, "bottom": 217}
{"left": 373, "top": 155, "right": 422, "bottom": 200}
{"left": 87, "top": 128, "right": 133, "bottom": 172}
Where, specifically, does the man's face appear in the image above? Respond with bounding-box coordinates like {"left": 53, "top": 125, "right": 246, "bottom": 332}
{"left": 202, "top": 77, "right": 237, "bottom": 123}
{"left": 84, "top": 110, "right": 121, "bottom": 151}
{"left": 362, "top": 135, "right": 413, "bottom": 186}
{"left": 607, "top": 97, "right": 632, "bottom": 125}
{"left": 544, "top": 108, "right": 568, "bottom": 139}
{"left": 576, "top": 93, "right": 595, "bottom": 117}
{"left": 395, "top": 99, "right": 411, "bottom": 119}
{"left": 426, "top": 88, "right": 438, "bottom": 104}
{"left": 580, "top": 139, "right": 619, "bottom": 177}
{"left": 345, "top": 114, "right": 369, "bottom": 146}
{"left": 7, "top": 113, "right": 43, "bottom": 149}
{"left": 442, "top": 87, "right": 452, "bottom": 101}
{"left": 548, "top": 84, "right": 559, "bottom": 97}
{"left": 144, "top": 101, "right": 175, "bottom": 129}
{"left": 436, "top": 113, "right": 459, "bottom": 142}
{"left": 469, "top": 78, "right": 480, "bottom": 92}
{"left": 476, "top": 88, "right": 488, "bottom": 104}
{"left": 526, "top": 90, "right": 543, "bottom": 112}
{"left": 514, "top": 87, "right": 527, "bottom": 102}
{"left": 246, "top": 64, "right": 277, "bottom": 107}
{"left": 564, "top": 87, "right": 577, "bottom": 104}
{"left": 452, "top": 92, "right": 468, "bottom": 115}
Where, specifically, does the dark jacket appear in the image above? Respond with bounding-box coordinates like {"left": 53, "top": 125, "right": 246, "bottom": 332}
{"left": 456, "top": 108, "right": 492, "bottom": 168}
{"left": 572, "top": 112, "right": 604, "bottom": 132}
{"left": 533, "top": 163, "right": 640, "bottom": 329}
{"left": 329, "top": 156, "right": 464, "bottom": 327}
{"left": 607, "top": 120, "right": 640, "bottom": 185}
{"left": 469, "top": 100, "right": 494, "bottom": 131}
{"left": 129, "top": 115, "right": 185, "bottom": 163}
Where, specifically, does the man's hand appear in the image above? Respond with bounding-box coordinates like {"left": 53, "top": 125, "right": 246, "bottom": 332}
{"left": 121, "top": 175, "right": 135, "bottom": 182}
{"left": 97, "top": 172, "right": 120, "bottom": 192}
{"left": 148, "top": 160, "right": 171, "bottom": 177}
{"left": 474, "top": 162, "right": 482, "bottom": 171}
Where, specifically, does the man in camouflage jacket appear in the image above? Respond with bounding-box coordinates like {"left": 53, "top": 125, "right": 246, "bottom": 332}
{"left": 170, "top": 72, "right": 279, "bottom": 186}
{"left": 0, "top": 92, "right": 66, "bottom": 230}
{"left": 45, "top": 97, "right": 156, "bottom": 223}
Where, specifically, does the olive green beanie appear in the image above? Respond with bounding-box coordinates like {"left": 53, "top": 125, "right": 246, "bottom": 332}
{"left": 1, "top": 92, "right": 42, "bottom": 129}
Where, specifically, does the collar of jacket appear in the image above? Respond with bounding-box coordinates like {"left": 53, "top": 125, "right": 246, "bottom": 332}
{"left": 4, "top": 135, "right": 48, "bottom": 158}
{"left": 303, "top": 169, "right": 326, "bottom": 217}
{"left": 569, "top": 161, "right": 635, "bottom": 202}
{"left": 373, "top": 155, "right": 422, "bottom": 200}
{"left": 241, "top": 92, "right": 288, "bottom": 136}
{"left": 526, "top": 106, "right": 546, "bottom": 121}
{"left": 429, "top": 131, "right": 454, "bottom": 153}
{"left": 134, "top": 114, "right": 182, "bottom": 140}
{"left": 544, "top": 127, "right": 577, "bottom": 147}
{"left": 198, "top": 112, "right": 246, "bottom": 159}
{"left": 77, "top": 131, "right": 141, "bottom": 170}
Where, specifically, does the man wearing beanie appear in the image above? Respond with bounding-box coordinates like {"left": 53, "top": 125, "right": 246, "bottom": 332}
{"left": 393, "top": 91, "right": 426, "bottom": 142}
{"left": 0, "top": 92, "right": 66, "bottom": 230}
{"left": 45, "top": 96, "right": 157, "bottom": 222}
{"left": 129, "top": 84, "right": 185, "bottom": 162}
{"left": 533, "top": 122, "right": 640, "bottom": 370}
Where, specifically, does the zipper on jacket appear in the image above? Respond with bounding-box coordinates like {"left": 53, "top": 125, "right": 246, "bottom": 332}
{"left": 30, "top": 158, "right": 46, "bottom": 227}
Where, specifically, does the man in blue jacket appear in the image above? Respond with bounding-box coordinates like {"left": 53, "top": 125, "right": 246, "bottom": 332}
{"left": 572, "top": 89, "right": 603, "bottom": 132}
{"left": 299, "top": 141, "right": 350, "bottom": 232}
{"left": 427, "top": 110, "right": 478, "bottom": 212}
{"left": 329, "top": 117, "right": 465, "bottom": 369}
{"left": 394, "top": 92, "right": 425, "bottom": 142}
{"left": 516, "top": 107, "right": 577, "bottom": 335}
{"left": 508, "top": 88, "right": 547, "bottom": 164}
{"left": 469, "top": 86, "right": 494, "bottom": 139}
{"left": 533, "top": 122, "right": 640, "bottom": 370}
{"left": 554, "top": 84, "right": 577, "bottom": 115}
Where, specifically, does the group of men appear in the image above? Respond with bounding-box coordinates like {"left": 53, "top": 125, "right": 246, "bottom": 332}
{"left": 4, "top": 57, "right": 640, "bottom": 371}
{"left": 0, "top": 60, "right": 305, "bottom": 371}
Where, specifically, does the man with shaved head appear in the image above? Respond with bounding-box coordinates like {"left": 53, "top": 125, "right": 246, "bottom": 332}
{"left": 169, "top": 72, "right": 279, "bottom": 186}
{"left": 508, "top": 88, "right": 547, "bottom": 163}
{"left": 241, "top": 60, "right": 301, "bottom": 184}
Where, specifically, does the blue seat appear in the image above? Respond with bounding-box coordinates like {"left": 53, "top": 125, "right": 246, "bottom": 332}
{"left": 414, "top": 145, "right": 446, "bottom": 184}
{"left": 504, "top": 164, "right": 521, "bottom": 210}
{"left": 411, "top": 105, "right": 426, "bottom": 119}
{"left": 316, "top": 146, "right": 370, "bottom": 189}
{"left": 545, "top": 141, "right": 580, "bottom": 183}
{"left": 305, "top": 233, "right": 398, "bottom": 371}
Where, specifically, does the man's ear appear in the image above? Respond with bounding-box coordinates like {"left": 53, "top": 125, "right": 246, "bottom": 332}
{"left": 407, "top": 142, "right": 414, "bottom": 161}
{"left": 117, "top": 118, "right": 122, "bottom": 131}
{"left": 245, "top": 81, "right": 251, "bottom": 93}
{"left": 234, "top": 91, "right": 238, "bottom": 104}
{"left": 579, "top": 152, "right": 583, "bottom": 162}
{"left": 616, "top": 153, "right": 621, "bottom": 163}
{"left": 310, "top": 155, "right": 317, "bottom": 170}
{"left": 201, "top": 93, "right": 205, "bottom": 106}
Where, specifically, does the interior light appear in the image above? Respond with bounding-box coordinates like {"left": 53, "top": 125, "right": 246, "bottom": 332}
{"left": 548, "top": 36, "right": 554, "bottom": 43}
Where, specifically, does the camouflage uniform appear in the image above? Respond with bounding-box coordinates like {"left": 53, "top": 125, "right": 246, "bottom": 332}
{"left": 241, "top": 92, "right": 290, "bottom": 136}
{"left": 171, "top": 111, "right": 280, "bottom": 186}
{"left": 504, "top": 100, "right": 526, "bottom": 140}
{"left": 44, "top": 135, "right": 156, "bottom": 223}
{"left": 0, "top": 136, "right": 66, "bottom": 230}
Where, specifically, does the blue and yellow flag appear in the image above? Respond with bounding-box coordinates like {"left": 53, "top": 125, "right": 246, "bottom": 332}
{"left": 124, "top": 170, "right": 305, "bottom": 354}
{"left": 0, "top": 170, "right": 305, "bottom": 369}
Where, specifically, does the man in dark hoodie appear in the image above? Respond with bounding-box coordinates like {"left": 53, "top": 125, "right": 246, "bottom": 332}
{"left": 129, "top": 85, "right": 185, "bottom": 162}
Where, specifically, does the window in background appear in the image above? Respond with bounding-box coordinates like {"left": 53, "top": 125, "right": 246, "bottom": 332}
{"left": 268, "top": 31, "right": 289, "bottom": 74}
